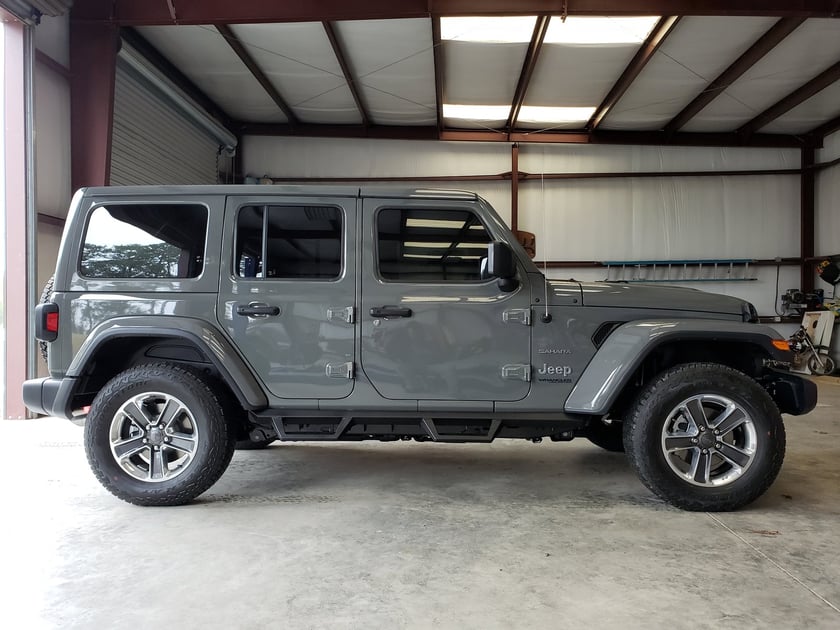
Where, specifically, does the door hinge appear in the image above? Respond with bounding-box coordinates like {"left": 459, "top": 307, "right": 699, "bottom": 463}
{"left": 501, "top": 364, "right": 531, "bottom": 382}
{"left": 327, "top": 306, "right": 355, "bottom": 324}
{"left": 503, "top": 308, "right": 531, "bottom": 326}
{"left": 326, "top": 361, "right": 355, "bottom": 379}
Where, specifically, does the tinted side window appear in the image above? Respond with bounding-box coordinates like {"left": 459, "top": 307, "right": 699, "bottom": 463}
{"left": 377, "top": 208, "right": 492, "bottom": 282}
{"left": 80, "top": 204, "right": 208, "bottom": 278}
{"left": 235, "top": 205, "right": 342, "bottom": 279}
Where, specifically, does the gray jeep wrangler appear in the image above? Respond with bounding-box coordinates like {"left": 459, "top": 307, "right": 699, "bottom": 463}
{"left": 24, "top": 186, "right": 816, "bottom": 510}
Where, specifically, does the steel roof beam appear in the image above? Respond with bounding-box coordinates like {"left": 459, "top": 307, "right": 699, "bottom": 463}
{"left": 587, "top": 16, "right": 680, "bottom": 130}
{"left": 506, "top": 15, "right": 550, "bottom": 131}
{"left": 239, "top": 122, "right": 817, "bottom": 148}
{"left": 810, "top": 113, "right": 840, "bottom": 139}
{"left": 70, "top": 1, "right": 840, "bottom": 25}
{"left": 738, "top": 58, "right": 840, "bottom": 136}
{"left": 665, "top": 17, "right": 805, "bottom": 133}
{"left": 215, "top": 24, "right": 298, "bottom": 125}
{"left": 323, "top": 21, "right": 370, "bottom": 127}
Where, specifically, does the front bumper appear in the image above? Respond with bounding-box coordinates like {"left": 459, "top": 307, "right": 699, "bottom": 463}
{"left": 763, "top": 369, "right": 818, "bottom": 416}
{"left": 22, "top": 377, "right": 77, "bottom": 419}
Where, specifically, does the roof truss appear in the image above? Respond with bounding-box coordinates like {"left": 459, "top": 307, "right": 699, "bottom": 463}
{"left": 587, "top": 15, "right": 680, "bottom": 130}
{"left": 72, "top": 1, "right": 840, "bottom": 25}
{"left": 664, "top": 17, "right": 806, "bottom": 133}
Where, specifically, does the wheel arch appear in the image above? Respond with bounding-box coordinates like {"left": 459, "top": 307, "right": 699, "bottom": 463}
{"left": 564, "top": 320, "right": 791, "bottom": 416}
{"left": 66, "top": 317, "right": 267, "bottom": 413}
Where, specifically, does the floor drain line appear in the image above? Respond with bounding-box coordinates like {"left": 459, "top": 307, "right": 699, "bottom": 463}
{"left": 707, "top": 513, "right": 840, "bottom": 615}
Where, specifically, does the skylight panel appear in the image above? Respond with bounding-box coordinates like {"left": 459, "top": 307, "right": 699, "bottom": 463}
{"left": 440, "top": 16, "right": 537, "bottom": 43}
{"left": 443, "top": 104, "right": 511, "bottom": 121}
{"left": 544, "top": 17, "right": 660, "bottom": 44}
{"left": 440, "top": 15, "right": 660, "bottom": 45}
{"left": 518, "top": 106, "right": 596, "bottom": 124}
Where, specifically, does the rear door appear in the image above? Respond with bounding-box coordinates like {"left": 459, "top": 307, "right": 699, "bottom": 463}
{"left": 217, "top": 194, "right": 356, "bottom": 399}
{"left": 360, "top": 197, "right": 532, "bottom": 402}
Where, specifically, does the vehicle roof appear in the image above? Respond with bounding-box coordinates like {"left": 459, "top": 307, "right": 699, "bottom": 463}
{"left": 80, "top": 185, "right": 477, "bottom": 201}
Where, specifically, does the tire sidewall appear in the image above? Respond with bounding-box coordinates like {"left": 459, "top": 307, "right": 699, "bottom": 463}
{"left": 625, "top": 364, "right": 785, "bottom": 509}
{"left": 85, "top": 365, "right": 233, "bottom": 504}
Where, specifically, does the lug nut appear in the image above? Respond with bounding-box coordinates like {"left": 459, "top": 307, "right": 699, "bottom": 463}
{"left": 142, "top": 438, "right": 148, "bottom": 444}
{"left": 714, "top": 430, "right": 720, "bottom": 435}
{"left": 715, "top": 443, "right": 721, "bottom": 449}
{"left": 698, "top": 426, "right": 705, "bottom": 432}
{"left": 154, "top": 446, "right": 160, "bottom": 451}
{"left": 702, "top": 449, "right": 708, "bottom": 454}
{"left": 165, "top": 437, "right": 171, "bottom": 443}
{"left": 691, "top": 438, "right": 698, "bottom": 444}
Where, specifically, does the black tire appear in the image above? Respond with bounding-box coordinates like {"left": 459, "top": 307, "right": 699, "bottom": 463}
{"left": 38, "top": 275, "right": 55, "bottom": 364}
{"left": 84, "top": 363, "right": 236, "bottom": 506}
{"left": 585, "top": 419, "right": 625, "bottom": 452}
{"left": 807, "top": 354, "right": 835, "bottom": 376}
{"left": 235, "top": 437, "right": 277, "bottom": 450}
{"left": 623, "top": 363, "right": 785, "bottom": 512}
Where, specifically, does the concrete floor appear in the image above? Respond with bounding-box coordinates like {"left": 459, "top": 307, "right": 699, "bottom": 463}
{"left": 1, "top": 379, "right": 839, "bottom": 629}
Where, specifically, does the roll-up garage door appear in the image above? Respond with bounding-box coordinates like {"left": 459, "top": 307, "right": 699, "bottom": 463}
{"left": 110, "top": 60, "right": 222, "bottom": 186}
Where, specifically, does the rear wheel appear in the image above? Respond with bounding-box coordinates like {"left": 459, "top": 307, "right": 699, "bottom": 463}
{"left": 84, "top": 363, "right": 236, "bottom": 506}
{"left": 623, "top": 363, "right": 785, "bottom": 511}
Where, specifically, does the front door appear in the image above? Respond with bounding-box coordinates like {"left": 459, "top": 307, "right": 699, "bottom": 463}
{"left": 360, "top": 199, "right": 531, "bottom": 402}
{"left": 217, "top": 194, "right": 356, "bottom": 399}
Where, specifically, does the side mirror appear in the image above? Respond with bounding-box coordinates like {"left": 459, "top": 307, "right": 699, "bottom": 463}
{"left": 487, "top": 241, "right": 518, "bottom": 292}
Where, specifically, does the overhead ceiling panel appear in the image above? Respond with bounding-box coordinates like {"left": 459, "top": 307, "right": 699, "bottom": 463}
{"left": 682, "top": 19, "right": 840, "bottom": 132}
{"left": 521, "top": 38, "right": 644, "bottom": 130}
{"left": 335, "top": 18, "right": 436, "bottom": 126}
{"left": 231, "top": 23, "right": 361, "bottom": 125}
{"left": 137, "top": 25, "right": 288, "bottom": 123}
{"left": 442, "top": 39, "right": 529, "bottom": 128}
{"left": 761, "top": 80, "right": 840, "bottom": 134}
{"left": 599, "top": 17, "right": 777, "bottom": 130}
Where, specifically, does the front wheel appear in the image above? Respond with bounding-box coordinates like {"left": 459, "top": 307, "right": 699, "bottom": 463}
{"left": 84, "top": 363, "right": 236, "bottom": 506}
{"left": 623, "top": 363, "right": 785, "bottom": 511}
{"left": 807, "top": 354, "right": 835, "bottom": 375}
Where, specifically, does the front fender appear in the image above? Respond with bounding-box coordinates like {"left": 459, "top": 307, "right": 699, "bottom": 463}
{"left": 68, "top": 316, "right": 268, "bottom": 409}
{"left": 564, "top": 319, "right": 790, "bottom": 415}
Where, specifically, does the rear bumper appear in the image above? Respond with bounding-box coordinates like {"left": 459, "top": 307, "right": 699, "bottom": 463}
{"left": 22, "top": 377, "right": 77, "bottom": 419}
{"left": 764, "top": 369, "right": 818, "bottom": 416}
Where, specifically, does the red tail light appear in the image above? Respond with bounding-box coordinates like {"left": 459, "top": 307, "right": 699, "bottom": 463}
{"left": 46, "top": 311, "right": 59, "bottom": 333}
{"left": 35, "top": 302, "right": 59, "bottom": 342}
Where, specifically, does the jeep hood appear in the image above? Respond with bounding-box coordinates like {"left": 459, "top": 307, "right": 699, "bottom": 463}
{"left": 549, "top": 280, "right": 748, "bottom": 317}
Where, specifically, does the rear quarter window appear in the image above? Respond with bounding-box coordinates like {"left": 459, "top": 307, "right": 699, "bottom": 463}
{"left": 80, "top": 204, "right": 208, "bottom": 279}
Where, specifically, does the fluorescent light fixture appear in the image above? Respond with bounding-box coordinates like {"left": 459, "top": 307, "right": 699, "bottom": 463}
{"left": 406, "top": 219, "right": 465, "bottom": 229}
{"left": 404, "top": 242, "right": 451, "bottom": 249}
{"left": 441, "top": 16, "right": 537, "bottom": 43}
{"left": 443, "top": 104, "right": 511, "bottom": 121}
{"left": 457, "top": 243, "right": 491, "bottom": 249}
{"left": 544, "top": 17, "right": 660, "bottom": 44}
{"left": 404, "top": 254, "right": 442, "bottom": 259}
{"left": 518, "top": 106, "right": 596, "bottom": 124}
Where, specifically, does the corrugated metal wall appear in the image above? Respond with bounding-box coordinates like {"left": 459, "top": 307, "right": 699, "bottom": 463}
{"left": 110, "top": 61, "right": 220, "bottom": 186}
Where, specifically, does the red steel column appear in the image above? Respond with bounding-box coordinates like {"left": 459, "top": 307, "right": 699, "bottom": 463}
{"left": 511, "top": 143, "right": 519, "bottom": 231}
{"left": 4, "top": 21, "right": 27, "bottom": 417}
{"left": 801, "top": 147, "right": 815, "bottom": 292}
{"left": 70, "top": 20, "right": 119, "bottom": 189}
